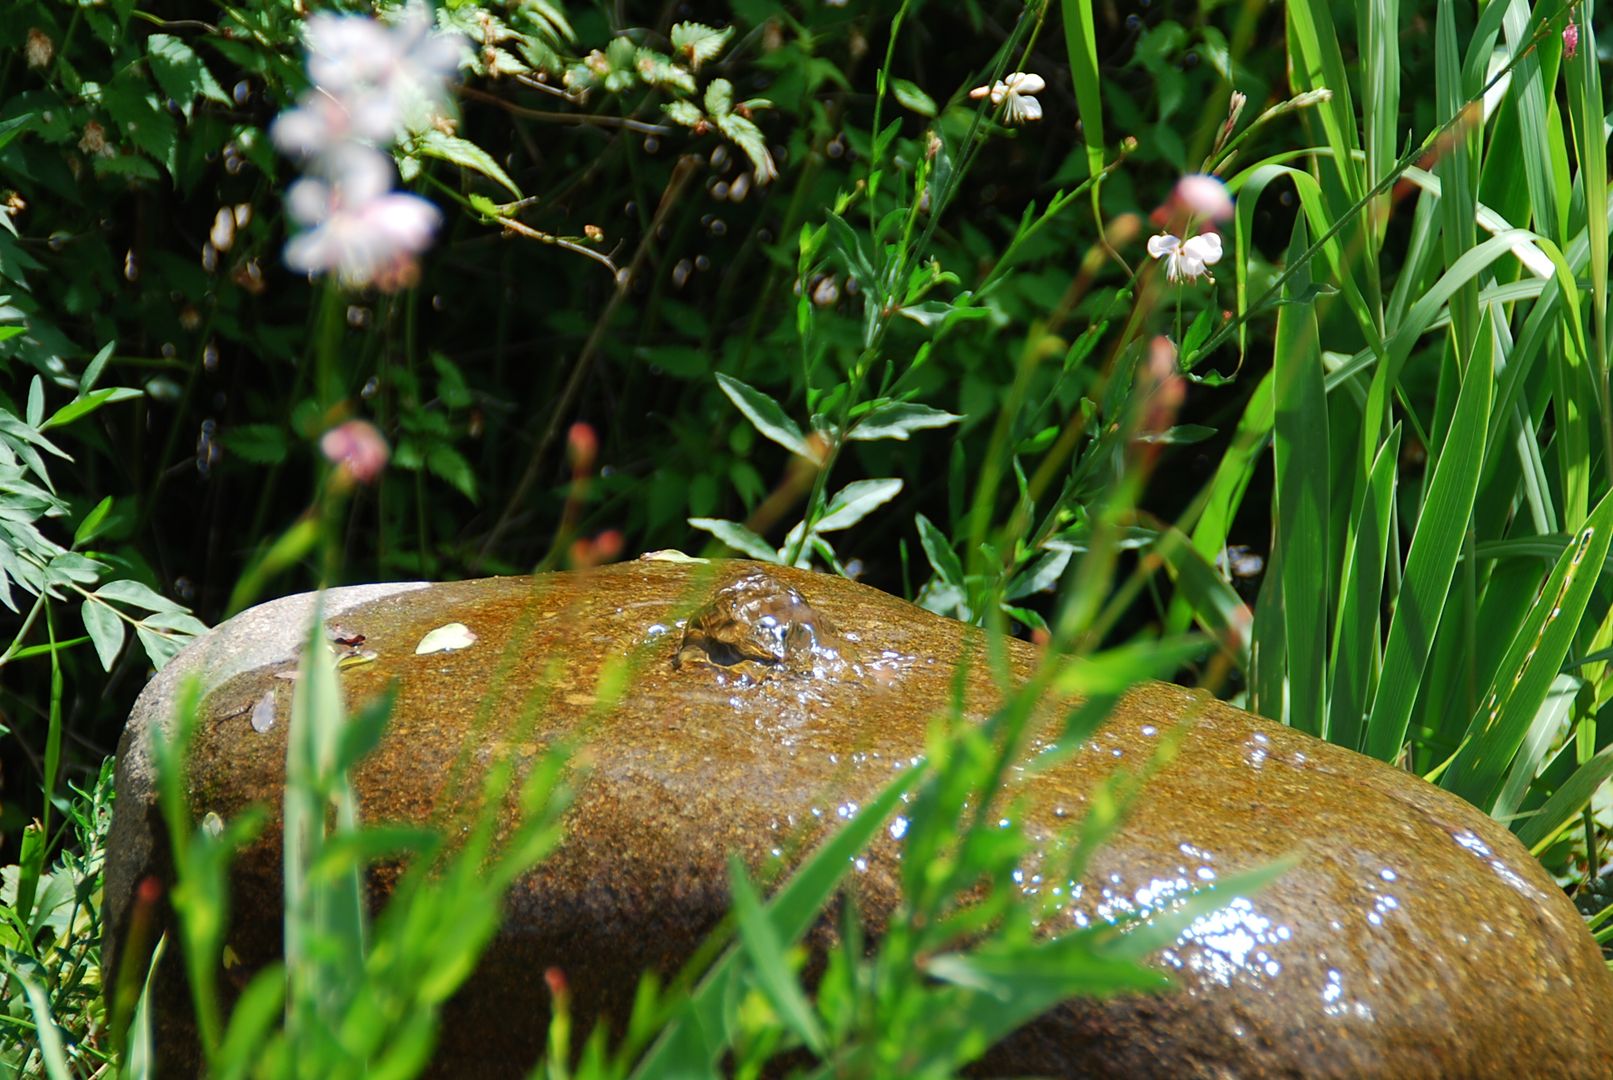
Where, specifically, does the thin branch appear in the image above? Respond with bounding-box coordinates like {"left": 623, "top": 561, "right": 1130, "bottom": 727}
{"left": 457, "top": 84, "right": 673, "bottom": 135}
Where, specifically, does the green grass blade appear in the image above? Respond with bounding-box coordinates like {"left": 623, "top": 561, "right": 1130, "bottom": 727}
{"left": 1518, "top": 742, "right": 1613, "bottom": 852}
{"left": 1435, "top": 0, "right": 1479, "bottom": 357}
{"left": 1058, "top": 0, "right": 1104, "bottom": 182}
{"left": 1272, "top": 215, "right": 1329, "bottom": 737}
{"left": 1363, "top": 328, "right": 1494, "bottom": 762}
{"left": 633, "top": 765, "right": 920, "bottom": 1076}
{"left": 1441, "top": 488, "right": 1613, "bottom": 808}
{"left": 1328, "top": 426, "right": 1402, "bottom": 753}
{"left": 1490, "top": 674, "right": 1580, "bottom": 822}
{"left": 727, "top": 856, "right": 828, "bottom": 1055}
{"left": 1357, "top": 0, "right": 1400, "bottom": 237}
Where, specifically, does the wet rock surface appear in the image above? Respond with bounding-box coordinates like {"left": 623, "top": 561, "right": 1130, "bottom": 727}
{"left": 106, "top": 560, "right": 1613, "bottom": 1077}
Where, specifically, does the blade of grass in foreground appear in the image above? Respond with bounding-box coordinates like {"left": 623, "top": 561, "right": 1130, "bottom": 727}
{"left": 1363, "top": 318, "right": 1493, "bottom": 763}
{"left": 632, "top": 765, "right": 919, "bottom": 1077}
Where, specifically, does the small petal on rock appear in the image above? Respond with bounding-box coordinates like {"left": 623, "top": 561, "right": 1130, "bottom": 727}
{"left": 640, "top": 550, "right": 709, "bottom": 563}
{"left": 250, "top": 689, "right": 277, "bottom": 733}
{"left": 416, "top": 622, "right": 477, "bottom": 654}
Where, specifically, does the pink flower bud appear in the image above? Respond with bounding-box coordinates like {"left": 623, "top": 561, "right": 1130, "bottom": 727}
{"left": 1173, "top": 174, "right": 1235, "bottom": 223}
{"left": 1563, "top": 19, "right": 1579, "bottom": 60}
{"left": 320, "top": 419, "right": 389, "bottom": 485}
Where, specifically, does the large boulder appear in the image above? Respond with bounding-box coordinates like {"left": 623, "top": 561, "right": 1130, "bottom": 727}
{"left": 105, "top": 559, "right": 1613, "bottom": 1077}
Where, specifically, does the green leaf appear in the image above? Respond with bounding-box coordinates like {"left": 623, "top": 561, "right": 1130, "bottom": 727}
{"left": 416, "top": 130, "right": 522, "bottom": 198}
{"left": 102, "top": 71, "right": 179, "bottom": 176}
{"left": 703, "top": 78, "right": 733, "bottom": 117}
{"left": 815, "top": 478, "right": 902, "bottom": 532}
{"left": 634, "top": 766, "right": 920, "bottom": 1075}
{"left": 96, "top": 578, "right": 183, "bottom": 613}
{"left": 712, "top": 111, "right": 776, "bottom": 183}
{"left": 847, "top": 401, "right": 962, "bottom": 442}
{"left": 891, "top": 78, "right": 937, "bottom": 117}
{"left": 1271, "top": 215, "right": 1328, "bottom": 738}
{"left": 1517, "top": 743, "right": 1613, "bottom": 851}
{"left": 662, "top": 100, "right": 704, "bottom": 128}
{"left": 42, "top": 386, "right": 143, "bottom": 430}
{"left": 81, "top": 341, "right": 116, "bottom": 394}
{"left": 1327, "top": 427, "right": 1401, "bottom": 754}
{"left": 670, "top": 21, "right": 733, "bottom": 71}
{"left": 147, "top": 34, "right": 229, "bottom": 120}
{"left": 633, "top": 48, "right": 696, "bottom": 94}
{"left": 895, "top": 300, "right": 991, "bottom": 330}
{"left": 688, "top": 517, "right": 779, "bottom": 562}
{"left": 1362, "top": 335, "right": 1493, "bottom": 762}
{"left": 26, "top": 374, "right": 44, "bottom": 427}
{"left": 426, "top": 444, "right": 479, "bottom": 501}
{"left": 714, "top": 373, "right": 814, "bottom": 459}
{"left": 74, "top": 496, "right": 114, "bottom": 546}
{"left": 1059, "top": 0, "right": 1105, "bottom": 179}
{"left": 221, "top": 423, "right": 289, "bottom": 465}
{"left": 81, "top": 599, "right": 126, "bottom": 671}
{"left": 915, "top": 513, "right": 964, "bottom": 589}
{"left": 727, "top": 857, "right": 826, "bottom": 1054}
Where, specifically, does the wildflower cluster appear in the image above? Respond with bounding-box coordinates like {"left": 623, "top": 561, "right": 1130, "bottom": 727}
{"left": 270, "top": 5, "right": 463, "bottom": 290}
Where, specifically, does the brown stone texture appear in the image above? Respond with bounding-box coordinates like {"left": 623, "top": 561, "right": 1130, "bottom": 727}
{"left": 105, "top": 560, "right": 1613, "bottom": 1077}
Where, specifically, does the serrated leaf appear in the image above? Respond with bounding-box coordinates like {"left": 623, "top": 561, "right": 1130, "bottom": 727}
{"left": 671, "top": 22, "right": 733, "bottom": 71}
{"left": 147, "top": 34, "right": 229, "bottom": 120}
{"left": 890, "top": 78, "right": 936, "bottom": 117}
{"left": 688, "top": 517, "right": 779, "bottom": 561}
{"left": 634, "top": 48, "right": 695, "bottom": 94}
{"left": 848, "top": 401, "right": 963, "bottom": 441}
{"left": 102, "top": 72, "right": 178, "bottom": 175}
{"left": 221, "top": 424, "right": 289, "bottom": 465}
{"left": 96, "top": 578, "right": 182, "bottom": 613}
{"left": 662, "top": 100, "right": 704, "bottom": 127}
{"left": 426, "top": 444, "right": 479, "bottom": 501}
{"left": 81, "top": 599, "right": 125, "bottom": 671}
{"left": 704, "top": 78, "right": 733, "bottom": 117}
{"left": 815, "top": 479, "right": 903, "bottom": 532}
{"left": 416, "top": 130, "right": 522, "bottom": 198}
{"left": 715, "top": 373, "right": 814, "bottom": 459}
{"left": 713, "top": 111, "right": 777, "bottom": 183}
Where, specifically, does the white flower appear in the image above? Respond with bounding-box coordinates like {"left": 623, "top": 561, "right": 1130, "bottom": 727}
{"left": 284, "top": 147, "right": 441, "bottom": 289}
{"left": 1147, "top": 231, "right": 1223, "bottom": 284}
{"left": 969, "top": 71, "right": 1045, "bottom": 125}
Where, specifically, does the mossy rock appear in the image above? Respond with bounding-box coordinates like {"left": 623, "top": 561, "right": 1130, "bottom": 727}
{"left": 105, "top": 560, "right": 1613, "bottom": 1077}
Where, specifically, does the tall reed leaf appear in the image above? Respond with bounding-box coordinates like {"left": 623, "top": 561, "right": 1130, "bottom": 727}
{"left": 1441, "top": 489, "right": 1613, "bottom": 808}
{"left": 1363, "top": 322, "right": 1493, "bottom": 762}
{"left": 1328, "top": 426, "right": 1402, "bottom": 753}
{"left": 1272, "top": 216, "right": 1329, "bottom": 737}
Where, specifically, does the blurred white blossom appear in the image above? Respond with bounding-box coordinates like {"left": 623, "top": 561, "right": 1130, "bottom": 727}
{"left": 284, "top": 147, "right": 441, "bottom": 289}
{"left": 969, "top": 71, "right": 1045, "bottom": 125}
{"left": 1147, "top": 231, "right": 1223, "bottom": 284}
{"left": 272, "top": 2, "right": 461, "bottom": 290}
